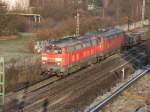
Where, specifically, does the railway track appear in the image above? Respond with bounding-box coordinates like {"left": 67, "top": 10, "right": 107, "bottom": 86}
{"left": 6, "top": 53, "right": 133, "bottom": 112}
{"left": 87, "top": 66, "right": 150, "bottom": 112}
{"left": 6, "top": 29, "right": 150, "bottom": 112}
{"left": 22, "top": 55, "right": 131, "bottom": 112}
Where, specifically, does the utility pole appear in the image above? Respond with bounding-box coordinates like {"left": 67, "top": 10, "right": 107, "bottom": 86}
{"left": 142, "top": 0, "right": 146, "bottom": 21}
{"left": 75, "top": 0, "right": 82, "bottom": 37}
{"left": 116, "top": 0, "right": 120, "bottom": 21}
{"left": 76, "top": 7, "right": 80, "bottom": 37}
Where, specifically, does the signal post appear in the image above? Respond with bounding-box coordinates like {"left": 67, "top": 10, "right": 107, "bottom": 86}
{"left": 0, "top": 57, "right": 5, "bottom": 112}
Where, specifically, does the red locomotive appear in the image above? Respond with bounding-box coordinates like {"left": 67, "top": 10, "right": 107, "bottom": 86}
{"left": 41, "top": 28, "right": 131, "bottom": 76}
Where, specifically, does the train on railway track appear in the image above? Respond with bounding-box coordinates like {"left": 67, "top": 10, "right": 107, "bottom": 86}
{"left": 40, "top": 27, "right": 143, "bottom": 76}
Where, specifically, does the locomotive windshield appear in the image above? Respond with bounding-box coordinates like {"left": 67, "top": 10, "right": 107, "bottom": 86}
{"left": 45, "top": 46, "right": 62, "bottom": 54}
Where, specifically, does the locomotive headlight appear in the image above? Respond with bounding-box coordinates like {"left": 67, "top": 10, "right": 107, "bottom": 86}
{"left": 100, "top": 44, "right": 102, "bottom": 48}
{"left": 55, "top": 58, "right": 62, "bottom": 62}
{"left": 57, "top": 62, "right": 61, "bottom": 65}
{"left": 42, "top": 57, "right": 48, "bottom": 61}
{"left": 42, "top": 61, "right": 46, "bottom": 64}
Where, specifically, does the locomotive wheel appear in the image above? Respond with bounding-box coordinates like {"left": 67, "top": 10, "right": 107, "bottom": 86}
{"left": 117, "top": 48, "right": 121, "bottom": 53}
{"left": 57, "top": 72, "right": 64, "bottom": 78}
{"left": 96, "top": 57, "right": 99, "bottom": 63}
{"left": 57, "top": 72, "right": 68, "bottom": 78}
{"left": 97, "top": 57, "right": 102, "bottom": 63}
{"left": 40, "top": 71, "right": 49, "bottom": 76}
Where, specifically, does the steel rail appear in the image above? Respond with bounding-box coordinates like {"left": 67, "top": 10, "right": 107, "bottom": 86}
{"left": 86, "top": 65, "right": 150, "bottom": 112}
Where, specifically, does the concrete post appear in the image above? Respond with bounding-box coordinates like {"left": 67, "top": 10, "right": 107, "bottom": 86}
{"left": 122, "top": 68, "right": 125, "bottom": 81}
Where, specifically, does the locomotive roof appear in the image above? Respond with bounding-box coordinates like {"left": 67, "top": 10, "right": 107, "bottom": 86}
{"left": 49, "top": 37, "right": 79, "bottom": 47}
{"left": 47, "top": 28, "right": 123, "bottom": 48}
{"left": 103, "top": 28, "right": 123, "bottom": 38}
{"left": 48, "top": 34, "right": 99, "bottom": 48}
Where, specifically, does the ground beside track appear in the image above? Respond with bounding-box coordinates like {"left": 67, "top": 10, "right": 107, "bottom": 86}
{"left": 0, "top": 33, "right": 37, "bottom": 62}
{"left": 1, "top": 34, "right": 42, "bottom": 92}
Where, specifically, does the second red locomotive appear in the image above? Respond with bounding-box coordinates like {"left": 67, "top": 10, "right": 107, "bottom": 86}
{"left": 41, "top": 28, "right": 126, "bottom": 76}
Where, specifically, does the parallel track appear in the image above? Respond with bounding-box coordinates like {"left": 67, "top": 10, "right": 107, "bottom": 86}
{"left": 87, "top": 66, "right": 150, "bottom": 112}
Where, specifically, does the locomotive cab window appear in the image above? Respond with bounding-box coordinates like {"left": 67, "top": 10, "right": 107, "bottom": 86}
{"left": 67, "top": 46, "right": 75, "bottom": 53}
{"left": 108, "top": 35, "right": 113, "bottom": 39}
{"left": 91, "top": 39, "right": 98, "bottom": 46}
{"left": 97, "top": 37, "right": 101, "bottom": 43}
{"left": 83, "top": 40, "right": 91, "bottom": 48}
{"left": 46, "top": 46, "right": 62, "bottom": 54}
{"left": 75, "top": 44, "right": 82, "bottom": 50}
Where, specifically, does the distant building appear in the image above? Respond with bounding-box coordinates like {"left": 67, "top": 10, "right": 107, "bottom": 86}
{"left": 0, "top": 0, "right": 30, "bottom": 11}
{"left": 0, "top": 0, "right": 104, "bottom": 12}
{"left": 0, "top": 0, "right": 69, "bottom": 11}
{"left": 88, "top": 0, "right": 103, "bottom": 10}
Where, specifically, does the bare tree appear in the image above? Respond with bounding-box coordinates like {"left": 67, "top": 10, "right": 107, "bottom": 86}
{"left": 102, "top": 0, "right": 110, "bottom": 18}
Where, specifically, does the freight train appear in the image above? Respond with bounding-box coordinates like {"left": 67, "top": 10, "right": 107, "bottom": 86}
{"left": 41, "top": 27, "right": 141, "bottom": 76}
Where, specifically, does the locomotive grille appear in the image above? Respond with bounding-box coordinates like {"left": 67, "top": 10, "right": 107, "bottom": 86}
{"left": 47, "top": 58, "right": 55, "bottom": 62}
{"left": 47, "top": 62, "right": 56, "bottom": 64}
{"left": 47, "top": 58, "right": 60, "bottom": 66}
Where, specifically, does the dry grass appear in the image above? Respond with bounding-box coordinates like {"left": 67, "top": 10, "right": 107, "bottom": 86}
{"left": 5, "top": 58, "right": 44, "bottom": 92}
